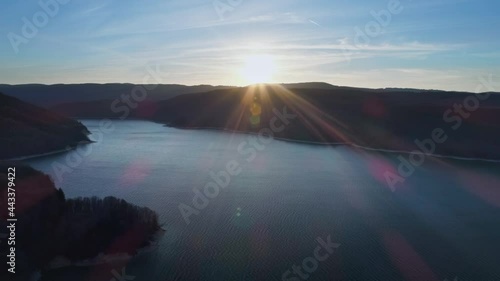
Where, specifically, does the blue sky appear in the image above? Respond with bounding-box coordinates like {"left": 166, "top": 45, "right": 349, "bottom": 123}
{"left": 1, "top": 0, "right": 499, "bottom": 91}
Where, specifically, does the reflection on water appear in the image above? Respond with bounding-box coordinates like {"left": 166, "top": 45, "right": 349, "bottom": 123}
{"left": 26, "top": 120, "right": 500, "bottom": 281}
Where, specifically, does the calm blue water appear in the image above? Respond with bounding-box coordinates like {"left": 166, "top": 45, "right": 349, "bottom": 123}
{"left": 25, "top": 120, "right": 500, "bottom": 281}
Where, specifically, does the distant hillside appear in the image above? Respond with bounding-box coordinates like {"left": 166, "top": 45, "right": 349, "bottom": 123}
{"left": 0, "top": 83, "right": 343, "bottom": 109}
{"left": 0, "top": 92, "right": 90, "bottom": 160}
{"left": 46, "top": 83, "right": 341, "bottom": 119}
{"left": 280, "top": 82, "right": 339, "bottom": 90}
{"left": 15, "top": 83, "right": 500, "bottom": 160}
{"left": 0, "top": 84, "right": 234, "bottom": 107}
{"left": 146, "top": 85, "right": 500, "bottom": 160}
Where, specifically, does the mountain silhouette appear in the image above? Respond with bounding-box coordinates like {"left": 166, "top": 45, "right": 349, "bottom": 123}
{"left": 0, "top": 92, "right": 90, "bottom": 159}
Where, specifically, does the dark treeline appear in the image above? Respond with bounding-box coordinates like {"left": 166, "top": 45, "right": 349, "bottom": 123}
{"left": 0, "top": 92, "right": 91, "bottom": 160}
{"left": 59, "top": 196, "right": 159, "bottom": 260}
{"left": 0, "top": 163, "right": 160, "bottom": 279}
{"left": 43, "top": 83, "right": 500, "bottom": 159}
{"left": 149, "top": 85, "right": 500, "bottom": 160}
{"left": 0, "top": 84, "right": 234, "bottom": 107}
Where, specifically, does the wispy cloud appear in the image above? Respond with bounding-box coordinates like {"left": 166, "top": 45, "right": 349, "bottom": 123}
{"left": 0, "top": 0, "right": 498, "bottom": 90}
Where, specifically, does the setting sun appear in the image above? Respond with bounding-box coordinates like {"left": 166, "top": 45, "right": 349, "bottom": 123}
{"left": 240, "top": 54, "right": 276, "bottom": 84}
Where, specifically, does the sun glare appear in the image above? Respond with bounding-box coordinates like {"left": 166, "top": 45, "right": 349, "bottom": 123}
{"left": 240, "top": 54, "right": 276, "bottom": 84}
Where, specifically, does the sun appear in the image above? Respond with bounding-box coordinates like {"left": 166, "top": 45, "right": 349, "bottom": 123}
{"left": 240, "top": 54, "right": 276, "bottom": 84}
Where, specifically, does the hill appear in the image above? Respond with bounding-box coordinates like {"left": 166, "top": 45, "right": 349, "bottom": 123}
{"left": 8, "top": 83, "right": 500, "bottom": 160}
{"left": 0, "top": 92, "right": 90, "bottom": 160}
{"left": 0, "top": 84, "right": 234, "bottom": 107}
{"left": 147, "top": 84, "right": 500, "bottom": 160}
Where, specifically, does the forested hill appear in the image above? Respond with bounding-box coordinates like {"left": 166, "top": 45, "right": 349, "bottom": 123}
{"left": 148, "top": 85, "right": 500, "bottom": 160}
{"left": 5, "top": 83, "right": 500, "bottom": 160}
{"left": 0, "top": 92, "right": 90, "bottom": 160}
{"left": 0, "top": 164, "right": 160, "bottom": 280}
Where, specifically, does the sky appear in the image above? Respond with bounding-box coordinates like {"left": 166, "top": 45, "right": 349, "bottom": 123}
{"left": 1, "top": 0, "right": 499, "bottom": 91}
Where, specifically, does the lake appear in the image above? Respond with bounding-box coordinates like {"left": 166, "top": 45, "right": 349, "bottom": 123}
{"left": 25, "top": 120, "right": 500, "bottom": 281}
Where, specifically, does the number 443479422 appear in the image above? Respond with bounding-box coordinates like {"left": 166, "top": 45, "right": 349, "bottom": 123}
{"left": 7, "top": 168, "right": 16, "bottom": 218}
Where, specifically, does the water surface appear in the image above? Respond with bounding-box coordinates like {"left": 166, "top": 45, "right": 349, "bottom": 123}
{"left": 26, "top": 120, "right": 500, "bottom": 281}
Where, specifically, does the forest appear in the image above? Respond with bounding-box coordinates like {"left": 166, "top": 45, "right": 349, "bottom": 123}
{"left": 0, "top": 163, "right": 160, "bottom": 279}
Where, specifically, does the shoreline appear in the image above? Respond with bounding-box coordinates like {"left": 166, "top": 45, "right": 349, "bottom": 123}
{"left": 45, "top": 228, "right": 165, "bottom": 270}
{"left": 4, "top": 140, "right": 94, "bottom": 161}
{"left": 71, "top": 117, "right": 165, "bottom": 124}
{"left": 7, "top": 118, "right": 500, "bottom": 164}
{"left": 165, "top": 125, "right": 500, "bottom": 163}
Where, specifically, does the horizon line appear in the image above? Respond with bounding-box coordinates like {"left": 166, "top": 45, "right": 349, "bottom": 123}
{"left": 0, "top": 82, "right": 495, "bottom": 94}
